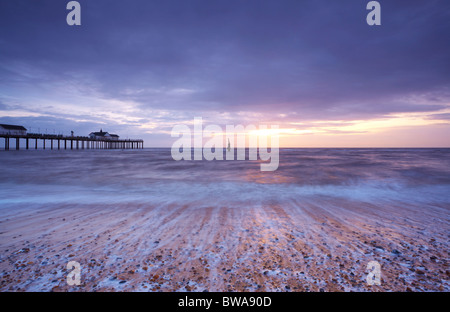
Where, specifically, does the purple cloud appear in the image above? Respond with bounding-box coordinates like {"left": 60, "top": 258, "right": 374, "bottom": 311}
{"left": 0, "top": 0, "right": 449, "bottom": 145}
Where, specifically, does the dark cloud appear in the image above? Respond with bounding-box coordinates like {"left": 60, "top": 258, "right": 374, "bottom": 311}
{"left": 426, "top": 113, "right": 450, "bottom": 121}
{"left": 0, "top": 0, "right": 449, "bottom": 124}
{"left": 0, "top": 100, "right": 8, "bottom": 110}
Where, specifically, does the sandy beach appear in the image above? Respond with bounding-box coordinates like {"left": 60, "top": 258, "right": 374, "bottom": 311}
{"left": 1, "top": 197, "right": 448, "bottom": 292}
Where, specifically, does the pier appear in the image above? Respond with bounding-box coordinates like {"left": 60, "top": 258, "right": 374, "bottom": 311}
{"left": 1, "top": 133, "right": 144, "bottom": 151}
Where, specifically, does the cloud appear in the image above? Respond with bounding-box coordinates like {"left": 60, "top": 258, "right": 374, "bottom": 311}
{"left": 425, "top": 113, "right": 450, "bottom": 121}
{"left": 0, "top": 100, "right": 8, "bottom": 110}
{"left": 0, "top": 0, "right": 449, "bottom": 146}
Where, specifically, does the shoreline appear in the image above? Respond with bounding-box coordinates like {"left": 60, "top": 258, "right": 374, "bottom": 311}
{"left": 0, "top": 198, "right": 448, "bottom": 292}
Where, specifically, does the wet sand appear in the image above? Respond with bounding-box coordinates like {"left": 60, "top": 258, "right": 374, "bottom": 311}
{"left": 0, "top": 197, "right": 448, "bottom": 292}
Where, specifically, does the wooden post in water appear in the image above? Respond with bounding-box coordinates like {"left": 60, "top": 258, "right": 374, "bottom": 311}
{"left": 16, "top": 138, "right": 19, "bottom": 150}
{"left": 43, "top": 139, "right": 46, "bottom": 150}
{"left": 26, "top": 138, "right": 29, "bottom": 150}
{"left": 35, "top": 138, "right": 38, "bottom": 150}
{"left": 51, "top": 139, "right": 53, "bottom": 150}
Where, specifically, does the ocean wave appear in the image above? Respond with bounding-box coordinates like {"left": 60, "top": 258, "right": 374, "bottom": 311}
{"left": 0, "top": 148, "right": 449, "bottom": 207}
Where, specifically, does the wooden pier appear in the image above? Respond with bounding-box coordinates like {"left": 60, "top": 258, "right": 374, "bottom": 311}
{"left": 0, "top": 133, "right": 144, "bottom": 151}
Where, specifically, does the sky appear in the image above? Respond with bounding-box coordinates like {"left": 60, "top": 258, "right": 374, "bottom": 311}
{"left": 0, "top": 0, "right": 449, "bottom": 147}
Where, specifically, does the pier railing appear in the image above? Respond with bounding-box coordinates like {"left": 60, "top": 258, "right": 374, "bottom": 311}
{"left": 0, "top": 133, "right": 144, "bottom": 150}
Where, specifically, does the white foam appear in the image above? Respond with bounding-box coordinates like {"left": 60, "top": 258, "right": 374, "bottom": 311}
{"left": 1, "top": 178, "right": 449, "bottom": 210}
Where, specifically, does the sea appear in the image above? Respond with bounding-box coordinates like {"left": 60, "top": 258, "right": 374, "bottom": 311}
{"left": 0, "top": 148, "right": 449, "bottom": 207}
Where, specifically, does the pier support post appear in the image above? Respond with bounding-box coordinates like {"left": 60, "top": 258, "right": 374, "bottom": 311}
{"left": 16, "top": 138, "right": 19, "bottom": 150}
{"left": 43, "top": 139, "right": 46, "bottom": 150}
{"left": 26, "top": 138, "right": 29, "bottom": 150}
{"left": 35, "top": 138, "right": 38, "bottom": 149}
{"left": 51, "top": 139, "right": 53, "bottom": 150}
